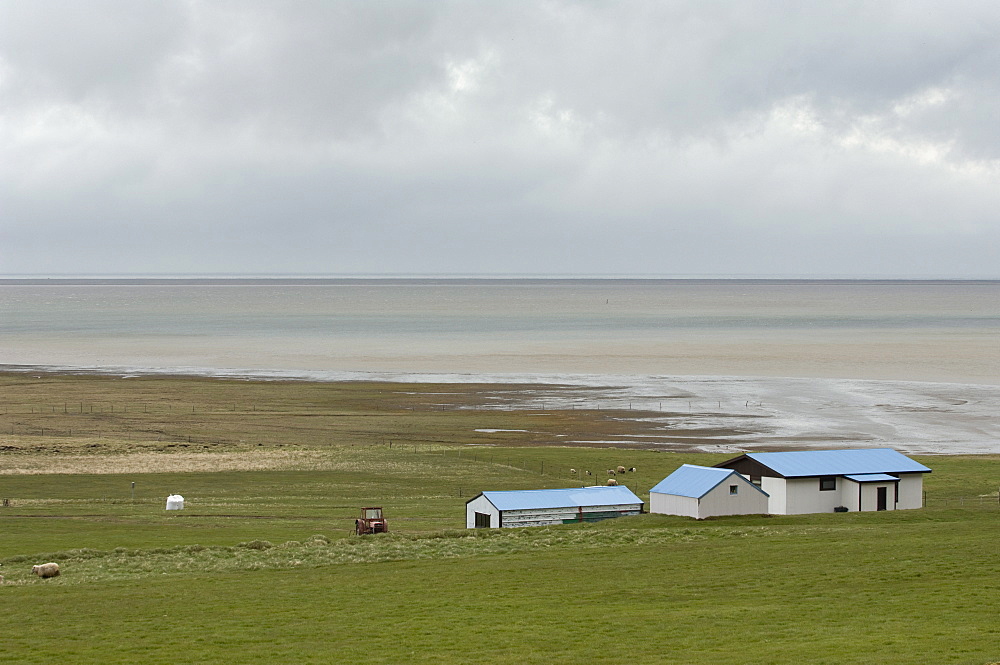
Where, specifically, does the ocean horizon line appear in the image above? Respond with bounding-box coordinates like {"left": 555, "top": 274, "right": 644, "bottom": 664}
{"left": 2, "top": 273, "right": 999, "bottom": 284}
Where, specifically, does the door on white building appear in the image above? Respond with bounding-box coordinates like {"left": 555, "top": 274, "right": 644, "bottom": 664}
{"left": 876, "top": 487, "right": 887, "bottom": 511}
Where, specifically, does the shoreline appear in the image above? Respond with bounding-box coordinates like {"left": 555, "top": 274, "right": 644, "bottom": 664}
{"left": 2, "top": 363, "right": 997, "bottom": 455}
{"left": 4, "top": 361, "right": 998, "bottom": 386}
{"left": 4, "top": 276, "right": 999, "bottom": 284}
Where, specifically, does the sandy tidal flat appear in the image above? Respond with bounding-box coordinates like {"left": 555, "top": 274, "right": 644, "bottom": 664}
{"left": 410, "top": 372, "right": 1000, "bottom": 455}
{"left": 3, "top": 366, "right": 996, "bottom": 455}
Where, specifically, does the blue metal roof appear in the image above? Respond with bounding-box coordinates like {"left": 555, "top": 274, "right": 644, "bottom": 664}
{"left": 479, "top": 486, "right": 642, "bottom": 511}
{"left": 649, "top": 464, "right": 769, "bottom": 499}
{"left": 844, "top": 473, "right": 900, "bottom": 483}
{"left": 742, "top": 448, "right": 930, "bottom": 478}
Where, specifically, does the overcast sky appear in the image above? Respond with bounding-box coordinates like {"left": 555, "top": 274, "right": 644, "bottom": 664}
{"left": 2, "top": 1, "right": 999, "bottom": 277}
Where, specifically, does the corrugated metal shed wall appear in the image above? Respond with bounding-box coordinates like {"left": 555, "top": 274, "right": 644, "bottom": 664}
{"left": 500, "top": 503, "right": 642, "bottom": 528}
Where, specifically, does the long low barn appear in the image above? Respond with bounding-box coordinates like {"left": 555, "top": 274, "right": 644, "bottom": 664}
{"left": 466, "top": 486, "right": 643, "bottom": 528}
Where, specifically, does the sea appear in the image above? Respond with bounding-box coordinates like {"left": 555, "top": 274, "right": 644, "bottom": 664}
{"left": 2, "top": 278, "right": 998, "bottom": 453}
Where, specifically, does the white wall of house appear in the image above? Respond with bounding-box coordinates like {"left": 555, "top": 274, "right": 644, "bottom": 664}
{"left": 697, "top": 477, "right": 769, "bottom": 517}
{"left": 465, "top": 495, "right": 500, "bottom": 528}
{"left": 841, "top": 480, "right": 861, "bottom": 511}
{"left": 896, "top": 474, "right": 924, "bottom": 509}
{"left": 760, "top": 476, "right": 787, "bottom": 514}
{"left": 763, "top": 476, "right": 844, "bottom": 515}
{"left": 649, "top": 492, "right": 699, "bottom": 518}
{"left": 858, "top": 482, "right": 896, "bottom": 512}
{"left": 651, "top": 475, "right": 767, "bottom": 519}
{"left": 763, "top": 474, "right": 925, "bottom": 514}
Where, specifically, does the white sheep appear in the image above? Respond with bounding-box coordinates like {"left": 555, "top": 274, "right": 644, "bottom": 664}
{"left": 31, "top": 562, "right": 60, "bottom": 578}
{"left": 616, "top": 465, "right": 626, "bottom": 474}
{"left": 607, "top": 478, "right": 618, "bottom": 486}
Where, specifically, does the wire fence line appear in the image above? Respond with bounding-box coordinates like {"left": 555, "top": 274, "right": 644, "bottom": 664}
{"left": 925, "top": 494, "right": 1000, "bottom": 508}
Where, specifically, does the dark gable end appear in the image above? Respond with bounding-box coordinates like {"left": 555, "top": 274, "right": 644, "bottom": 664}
{"left": 714, "top": 454, "right": 785, "bottom": 480}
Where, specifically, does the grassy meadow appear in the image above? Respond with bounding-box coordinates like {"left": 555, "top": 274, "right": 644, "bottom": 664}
{"left": 1, "top": 373, "right": 998, "bottom": 665}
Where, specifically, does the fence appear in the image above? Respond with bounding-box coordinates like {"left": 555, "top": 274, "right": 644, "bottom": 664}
{"left": 925, "top": 494, "right": 1000, "bottom": 508}
{"left": 435, "top": 447, "right": 641, "bottom": 498}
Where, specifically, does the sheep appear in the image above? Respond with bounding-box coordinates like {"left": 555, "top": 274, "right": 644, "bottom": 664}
{"left": 31, "top": 563, "right": 60, "bottom": 578}
{"left": 616, "top": 465, "right": 626, "bottom": 474}
{"left": 607, "top": 478, "right": 618, "bottom": 486}
{"left": 585, "top": 470, "right": 591, "bottom": 476}
{"left": 570, "top": 468, "right": 577, "bottom": 475}
{"left": 628, "top": 467, "right": 637, "bottom": 473}
{"left": 607, "top": 469, "right": 616, "bottom": 476}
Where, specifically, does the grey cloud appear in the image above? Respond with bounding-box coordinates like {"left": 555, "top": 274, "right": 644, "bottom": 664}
{"left": 0, "top": 1, "right": 188, "bottom": 107}
{"left": 2, "top": 1, "right": 999, "bottom": 277}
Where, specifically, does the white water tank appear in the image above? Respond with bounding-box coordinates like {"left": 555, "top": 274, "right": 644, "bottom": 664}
{"left": 165, "top": 494, "right": 185, "bottom": 510}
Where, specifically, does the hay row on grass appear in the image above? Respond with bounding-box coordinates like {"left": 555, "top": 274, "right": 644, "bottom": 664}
{"left": 0, "top": 524, "right": 780, "bottom": 586}
{"left": 0, "top": 448, "right": 470, "bottom": 475}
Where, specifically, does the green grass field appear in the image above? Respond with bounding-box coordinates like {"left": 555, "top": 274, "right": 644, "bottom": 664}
{"left": 1, "top": 374, "right": 998, "bottom": 664}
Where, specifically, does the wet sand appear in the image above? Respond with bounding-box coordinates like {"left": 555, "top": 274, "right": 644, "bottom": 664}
{"left": 3, "top": 364, "right": 998, "bottom": 455}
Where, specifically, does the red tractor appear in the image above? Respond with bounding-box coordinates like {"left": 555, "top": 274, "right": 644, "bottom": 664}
{"left": 355, "top": 507, "right": 388, "bottom": 535}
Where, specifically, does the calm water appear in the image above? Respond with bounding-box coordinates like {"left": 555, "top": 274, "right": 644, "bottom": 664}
{"left": 1, "top": 279, "right": 998, "bottom": 383}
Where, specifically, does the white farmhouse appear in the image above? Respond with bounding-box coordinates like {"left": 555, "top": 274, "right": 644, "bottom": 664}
{"left": 465, "top": 486, "right": 643, "bottom": 528}
{"left": 715, "top": 448, "right": 931, "bottom": 515}
{"left": 649, "top": 464, "right": 769, "bottom": 519}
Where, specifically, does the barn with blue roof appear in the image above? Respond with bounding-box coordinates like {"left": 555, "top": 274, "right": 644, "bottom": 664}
{"left": 466, "top": 486, "right": 643, "bottom": 528}
{"left": 649, "top": 465, "right": 769, "bottom": 519}
{"left": 715, "top": 448, "right": 931, "bottom": 515}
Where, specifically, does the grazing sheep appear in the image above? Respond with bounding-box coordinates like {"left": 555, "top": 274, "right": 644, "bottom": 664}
{"left": 607, "top": 469, "right": 616, "bottom": 476}
{"left": 616, "top": 465, "right": 626, "bottom": 474}
{"left": 570, "top": 468, "right": 577, "bottom": 475}
{"left": 607, "top": 478, "right": 618, "bottom": 486}
{"left": 585, "top": 470, "right": 591, "bottom": 476}
{"left": 628, "top": 467, "right": 637, "bottom": 473}
{"left": 31, "top": 563, "right": 60, "bottom": 578}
